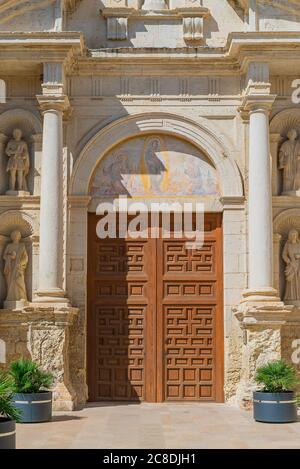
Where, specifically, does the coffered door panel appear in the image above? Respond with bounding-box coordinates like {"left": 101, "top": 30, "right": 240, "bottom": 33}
{"left": 156, "top": 213, "right": 224, "bottom": 402}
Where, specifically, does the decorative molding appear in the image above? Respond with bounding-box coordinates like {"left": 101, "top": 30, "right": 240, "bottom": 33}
{"left": 101, "top": 6, "right": 209, "bottom": 19}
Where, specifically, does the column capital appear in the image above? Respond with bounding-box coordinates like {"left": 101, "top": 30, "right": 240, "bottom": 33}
{"left": 36, "top": 95, "right": 71, "bottom": 114}
{"left": 240, "top": 92, "right": 276, "bottom": 117}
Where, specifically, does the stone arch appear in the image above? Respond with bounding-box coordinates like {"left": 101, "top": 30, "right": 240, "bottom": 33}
{"left": 0, "top": 210, "right": 37, "bottom": 305}
{"left": 0, "top": 108, "right": 42, "bottom": 138}
{"left": 70, "top": 113, "right": 244, "bottom": 199}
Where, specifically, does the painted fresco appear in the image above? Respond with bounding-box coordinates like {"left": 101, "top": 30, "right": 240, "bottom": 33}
{"left": 90, "top": 135, "right": 220, "bottom": 197}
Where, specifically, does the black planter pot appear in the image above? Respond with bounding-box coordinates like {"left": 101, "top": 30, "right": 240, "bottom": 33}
{"left": 0, "top": 418, "right": 16, "bottom": 449}
{"left": 13, "top": 391, "right": 52, "bottom": 423}
{"left": 253, "top": 391, "right": 298, "bottom": 423}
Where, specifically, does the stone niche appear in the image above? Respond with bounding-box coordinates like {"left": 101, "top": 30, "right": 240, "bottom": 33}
{"left": 0, "top": 210, "right": 38, "bottom": 307}
{"left": 0, "top": 108, "right": 42, "bottom": 196}
{"left": 273, "top": 209, "right": 300, "bottom": 305}
{"left": 270, "top": 108, "right": 300, "bottom": 197}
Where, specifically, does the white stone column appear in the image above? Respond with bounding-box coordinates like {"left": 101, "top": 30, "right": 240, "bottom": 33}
{"left": 243, "top": 93, "right": 279, "bottom": 303}
{"left": 35, "top": 96, "right": 69, "bottom": 303}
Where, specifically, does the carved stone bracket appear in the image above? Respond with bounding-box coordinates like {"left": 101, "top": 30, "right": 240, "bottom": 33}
{"left": 182, "top": 17, "right": 203, "bottom": 42}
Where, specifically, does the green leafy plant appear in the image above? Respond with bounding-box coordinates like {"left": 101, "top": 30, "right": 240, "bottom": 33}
{"left": 255, "top": 360, "right": 300, "bottom": 393}
{"left": 9, "top": 359, "right": 53, "bottom": 394}
{"left": 0, "top": 372, "right": 21, "bottom": 422}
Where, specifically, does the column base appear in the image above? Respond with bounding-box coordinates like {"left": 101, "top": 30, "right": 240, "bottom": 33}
{"left": 240, "top": 287, "right": 281, "bottom": 305}
{"left": 233, "top": 295, "right": 300, "bottom": 409}
{"left": 33, "top": 288, "right": 70, "bottom": 306}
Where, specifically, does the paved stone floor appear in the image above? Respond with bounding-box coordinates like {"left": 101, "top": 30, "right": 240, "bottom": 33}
{"left": 17, "top": 403, "right": 300, "bottom": 449}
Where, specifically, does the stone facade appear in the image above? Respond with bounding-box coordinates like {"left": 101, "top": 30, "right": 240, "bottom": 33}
{"left": 0, "top": 0, "right": 300, "bottom": 409}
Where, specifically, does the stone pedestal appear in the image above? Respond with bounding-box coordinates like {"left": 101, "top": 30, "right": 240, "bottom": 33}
{"left": 0, "top": 305, "right": 78, "bottom": 411}
{"left": 234, "top": 300, "right": 300, "bottom": 409}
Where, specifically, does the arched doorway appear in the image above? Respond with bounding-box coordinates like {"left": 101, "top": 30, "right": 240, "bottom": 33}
{"left": 69, "top": 113, "right": 244, "bottom": 404}
{"left": 87, "top": 133, "right": 224, "bottom": 402}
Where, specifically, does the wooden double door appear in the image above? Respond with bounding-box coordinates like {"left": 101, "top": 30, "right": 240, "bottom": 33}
{"left": 87, "top": 213, "right": 224, "bottom": 402}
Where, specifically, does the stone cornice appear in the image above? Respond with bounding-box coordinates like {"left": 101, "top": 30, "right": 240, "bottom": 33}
{"left": 0, "top": 32, "right": 86, "bottom": 73}
{"left": 82, "top": 32, "right": 300, "bottom": 73}
{"left": 0, "top": 31, "right": 85, "bottom": 51}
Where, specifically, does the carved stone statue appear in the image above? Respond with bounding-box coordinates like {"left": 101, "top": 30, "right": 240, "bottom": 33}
{"left": 279, "top": 129, "right": 300, "bottom": 194}
{"left": 3, "top": 230, "right": 28, "bottom": 309}
{"left": 5, "top": 128, "right": 30, "bottom": 193}
{"left": 282, "top": 229, "right": 300, "bottom": 304}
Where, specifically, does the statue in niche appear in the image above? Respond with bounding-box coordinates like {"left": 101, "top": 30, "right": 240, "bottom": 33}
{"left": 5, "top": 128, "right": 30, "bottom": 193}
{"left": 3, "top": 230, "right": 28, "bottom": 308}
{"left": 282, "top": 229, "right": 300, "bottom": 303}
{"left": 279, "top": 129, "right": 300, "bottom": 194}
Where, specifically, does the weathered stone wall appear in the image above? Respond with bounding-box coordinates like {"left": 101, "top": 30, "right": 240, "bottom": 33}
{"left": 0, "top": 306, "right": 79, "bottom": 410}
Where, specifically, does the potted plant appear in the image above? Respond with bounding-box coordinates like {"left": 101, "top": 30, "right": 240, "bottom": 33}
{"left": 253, "top": 360, "right": 299, "bottom": 423}
{"left": 10, "top": 358, "right": 53, "bottom": 424}
{"left": 0, "top": 372, "right": 21, "bottom": 449}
